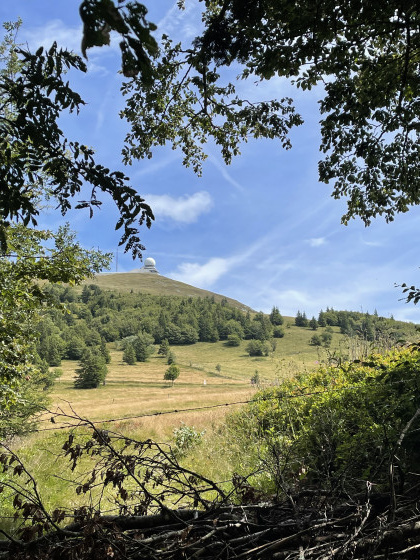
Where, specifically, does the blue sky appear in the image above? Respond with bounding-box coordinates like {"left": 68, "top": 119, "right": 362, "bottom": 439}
{"left": 2, "top": 1, "right": 420, "bottom": 322}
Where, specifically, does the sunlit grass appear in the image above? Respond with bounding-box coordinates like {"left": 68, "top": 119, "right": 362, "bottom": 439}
{"left": 0, "top": 325, "right": 347, "bottom": 532}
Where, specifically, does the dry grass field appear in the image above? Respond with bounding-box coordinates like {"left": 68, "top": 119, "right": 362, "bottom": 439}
{"left": 41, "top": 326, "right": 341, "bottom": 441}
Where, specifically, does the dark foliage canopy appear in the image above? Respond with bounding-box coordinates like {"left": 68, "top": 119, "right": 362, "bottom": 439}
{"left": 196, "top": 0, "right": 420, "bottom": 225}
{"left": 0, "top": 25, "right": 153, "bottom": 258}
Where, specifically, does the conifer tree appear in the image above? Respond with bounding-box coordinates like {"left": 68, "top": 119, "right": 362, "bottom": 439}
{"left": 158, "top": 338, "right": 170, "bottom": 357}
{"left": 74, "top": 348, "right": 108, "bottom": 388}
{"left": 123, "top": 343, "right": 136, "bottom": 365}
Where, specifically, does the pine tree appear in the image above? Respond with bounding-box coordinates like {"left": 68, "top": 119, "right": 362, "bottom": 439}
{"left": 269, "top": 306, "right": 284, "bottom": 326}
{"left": 74, "top": 349, "right": 108, "bottom": 388}
{"left": 158, "top": 338, "right": 170, "bottom": 357}
{"left": 123, "top": 343, "right": 136, "bottom": 365}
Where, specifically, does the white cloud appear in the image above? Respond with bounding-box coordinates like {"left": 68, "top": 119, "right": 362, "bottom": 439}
{"left": 20, "top": 20, "right": 119, "bottom": 74}
{"left": 22, "top": 19, "right": 82, "bottom": 53}
{"left": 171, "top": 258, "right": 231, "bottom": 288}
{"left": 145, "top": 191, "right": 213, "bottom": 223}
{"left": 308, "top": 237, "right": 326, "bottom": 247}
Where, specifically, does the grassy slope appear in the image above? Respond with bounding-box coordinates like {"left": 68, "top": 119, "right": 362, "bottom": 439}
{"left": 48, "top": 325, "right": 338, "bottom": 439}
{"left": 52, "top": 272, "right": 410, "bottom": 438}
{"left": 85, "top": 272, "right": 254, "bottom": 312}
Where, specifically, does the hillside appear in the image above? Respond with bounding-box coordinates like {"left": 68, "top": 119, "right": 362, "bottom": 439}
{"left": 85, "top": 272, "right": 255, "bottom": 313}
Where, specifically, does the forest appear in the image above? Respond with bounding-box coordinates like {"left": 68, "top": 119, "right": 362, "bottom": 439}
{"left": 36, "top": 283, "right": 418, "bottom": 368}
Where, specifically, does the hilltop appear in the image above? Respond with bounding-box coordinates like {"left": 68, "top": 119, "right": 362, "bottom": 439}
{"left": 85, "top": 272, "right": 255, "bottom": 313}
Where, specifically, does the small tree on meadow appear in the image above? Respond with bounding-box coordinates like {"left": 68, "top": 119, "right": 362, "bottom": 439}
{"left": 74, "top": 349, "right": 108, "bottom": 389}
{"left": 134, "top": 331, "right": 155, "bottom": 361}
{"left": 295, "top": 310, "right": 309, "bottom": 327}
{"left": 167, "top": 351, "right": 176, "bottom": 365}
{"left": 165, "top": 364, "right": 180, "bottom": 386}
{"left": 158, "top": 338, "right": 170, "bottom": 357}
{"left": 123, "top": 343, "right": 136, "bottom": 365}
{"left": 269, "top": 306, "right": 284, "bottom": 325}
{"left": 309, "top": 316, "right": 318, "bottom": 330}
{"left": 246, "top": 340, "right": 269, "bottom": 357}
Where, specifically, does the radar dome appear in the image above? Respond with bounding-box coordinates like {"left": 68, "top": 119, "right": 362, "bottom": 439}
{"left": 139, "top": 257, "right": 159, "bottom": 274}
{"left": 144, "top": 258, "right": 156, "bottom": 268}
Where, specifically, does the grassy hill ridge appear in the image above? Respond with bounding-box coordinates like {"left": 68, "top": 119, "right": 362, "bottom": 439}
{"left": 86, "top": 272, "right": 255, "bottom": 313}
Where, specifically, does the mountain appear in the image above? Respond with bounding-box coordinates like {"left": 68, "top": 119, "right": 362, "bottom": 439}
{"left": 84, "top": 272, "right": 254, "bottom": 312}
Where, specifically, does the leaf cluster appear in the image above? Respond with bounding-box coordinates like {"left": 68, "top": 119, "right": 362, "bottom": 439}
{"left": 121, "top": 36, "right": 302, "bottom": 175}
{"left": 0, "top": 29, "right": 153, "bottom": 258}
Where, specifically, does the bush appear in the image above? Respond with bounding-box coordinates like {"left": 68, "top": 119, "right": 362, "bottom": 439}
{"left": 321, "top": 331, "right": 333, "bottom": 347}
{"left": 167, "top": 351, "right": 176, "bottom": 365}
{"left": 158, "top": 338, "right": 170, "bottom": 356}
{"left": 310, "top": 334, "right": 322, "bottom": 346}
{"left": 272, "top": 326, "right": 285, "bottom": 338}
{"left": 251, "top": 370, "right": 260, "bottom": 386}
{"left": 226, "top": 334, "right": 241, "bottom": 347}
{"left": 226, "top": 346, "right": 420, "bottom": 495}
{"left": 246, "top": 339, "right": 269, "bottom": 357}
{"left": 173, "top": 422, "right": 205, "bottom": 457}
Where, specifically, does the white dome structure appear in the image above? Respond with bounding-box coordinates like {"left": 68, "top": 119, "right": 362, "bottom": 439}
{"left": 139, "top": 257, "right": 159, "bottom": 274}
{"left": 144, "top": 257, "right": 156, "bottom": 268}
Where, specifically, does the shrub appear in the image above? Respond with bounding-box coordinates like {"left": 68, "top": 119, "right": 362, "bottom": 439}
{"left": 321, "top": 331, "right": 333, "bottom": 347}
{"left": 158, "top": 338, "right": 170, "bottom": 356}
{"left": 167, "top": 351, "right": 176, "bottom": 365}
{"left": 273, "top": 326, "right": 285, "bottom": 338}
{"left": 226, "top": 346, "right": 420, "bottom": 496}
{"left": 246, "top": 339, "right": 269, "bottom": 357}
{"left": 251, "top": 370, "right": 260, "bottom": 386}
{"left": 173, "top": 422, "right": 205, "bottom": 457}
{"left": 164, "top": 364, "right": 180, "bottom": 386}
{"left": 310, "top": 334, "right": 322, "bottom": 346}
{"left": 226, "top": 334, "right": 241, "bottom": 347}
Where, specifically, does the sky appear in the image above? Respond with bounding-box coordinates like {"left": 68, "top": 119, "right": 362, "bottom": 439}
{"left": 1, "top": 1, "right": 420, "bottom": 323}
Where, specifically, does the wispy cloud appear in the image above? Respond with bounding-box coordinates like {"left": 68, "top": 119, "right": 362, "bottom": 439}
{"left": 21, "top": 19, "right": 81, "bottom": 52}
{"left": 157, "top": 2, "right": 203, "bottom": 42}
{"left": 130, "top": 153, "right": 180, "bottom": 179}
{"left": 208, "top": 155, "right": 244, "bottom": 191}
{"left": 168, "top": 233, "right": 274, "bottom": 288}
{"left": 145, "top": 191, "right": 213, "bottom": 223}
{"left": 308, "top": 237, "right": 326, "bottom": 247}
{"left": 20, "top": 19, "right": 119, "bottom": 74}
